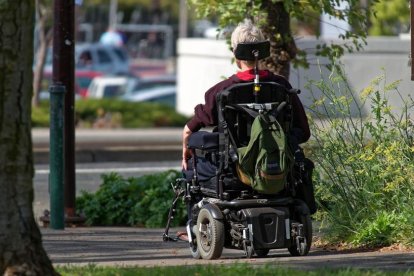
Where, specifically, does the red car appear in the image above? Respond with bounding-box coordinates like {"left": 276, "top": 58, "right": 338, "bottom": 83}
{"left": 41, "top": 70, "right": 103, "bottom": 98}
{"left": 75, "top": 70, "right": 103, "bottom": 98}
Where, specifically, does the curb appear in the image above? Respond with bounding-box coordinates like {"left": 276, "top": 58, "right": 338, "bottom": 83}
{"left": 32, "top": 128, "right": 183, "bottom": 164}
{"left": 34, "top": 147, "right": 182, "bottom": 164}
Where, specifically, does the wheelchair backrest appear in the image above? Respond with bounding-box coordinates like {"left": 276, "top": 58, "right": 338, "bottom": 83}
{"left": 217, "top": 81, "right": 292, "bottom": 147}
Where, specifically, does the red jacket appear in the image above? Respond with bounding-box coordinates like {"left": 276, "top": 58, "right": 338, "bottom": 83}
{"left": 186, "top": 69, "right": 310, "bottom": 143}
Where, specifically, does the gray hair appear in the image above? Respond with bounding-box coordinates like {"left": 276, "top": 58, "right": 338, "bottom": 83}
{"left": 231, "top": 20, "right": 265, "bottom": 52}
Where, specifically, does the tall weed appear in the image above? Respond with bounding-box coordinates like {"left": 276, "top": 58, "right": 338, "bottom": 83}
{"left": 308, "top": 67, "right": 414, "bottom": 247}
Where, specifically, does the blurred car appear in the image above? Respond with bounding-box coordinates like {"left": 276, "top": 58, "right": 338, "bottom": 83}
{"left": 44, "top": 43, "right": 130, "bottom": 75}
{"left": 118, "top": 74, "right": 176, "bottom": 98}
{"left": 120, "top": 85, "right": 176, "bottom": 107}
{"left": 76, "top": 43, "right": 130, "bottom": 75}
{"left": 39, "top": 70, "right": 103, "bottom": 99}
{"left": 76, "top": 70, "right": 104, "bottom": 97}
{"left": 87, "top": 76, "right": 129, "bottom": 99}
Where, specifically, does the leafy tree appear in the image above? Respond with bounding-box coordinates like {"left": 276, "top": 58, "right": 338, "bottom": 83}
{"left": 188, "top": 0, "right": 379, "bottom": 79}
{"left": 369, "top": 0, "right": 410, "bottom": 36}
{"left": 84, "top": 0, "right": 179, "bottom": 24}
{"left": 0, "top": 1, "right": 57, "bottom": 274}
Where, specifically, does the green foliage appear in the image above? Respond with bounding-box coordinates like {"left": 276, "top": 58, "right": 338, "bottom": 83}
{"left": 128, "top": 172, "right": 184, "bottom": 228}
{"left": 352, "top": 211, "right": 406, "bottom": 247}
{"left": 76, "top": 99, "right": 188, "bottom": 128}
{"left": 308, "top": 66, "right": 414, "bottom": 247}
{"left": 31, "top": 101, "right": 50, "bottom": 127}
{"left": 188, "top": 0, "right": 377, "bottom": 68}
{"left": 31, "top": 99, "right": 189, "bottom": 128}
{"left": 369, "top": 0, "right": 410, "bottom": 36}
{"left": 84, "top": 0, "right": 180, "bottom": 24}
{"left": 76, "top": 171, "right": 187, "bottom": 227}
{"left": 76, "top": 173, "right": 142, "bottom": 226}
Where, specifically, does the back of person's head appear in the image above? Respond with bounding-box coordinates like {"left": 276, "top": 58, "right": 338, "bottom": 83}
{"left": 231, "top": 20, "right": 265, "bottom": 53}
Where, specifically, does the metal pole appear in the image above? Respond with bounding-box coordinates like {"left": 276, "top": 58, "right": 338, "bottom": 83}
{"left": 109, "top": 0, "right": 118, "bottom": 29}
{"left": 53, "top": 0, "right": 76, "bottom": 219}
{"left": 49, "top": 84, "right": 66, "bottom": 229}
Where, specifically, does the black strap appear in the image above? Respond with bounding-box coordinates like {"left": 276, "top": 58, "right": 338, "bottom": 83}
{"left": 226, "top": 104, "right": 259, "bottom": 119}
{"left": 217, "top": 100, "right": 229, "bottom": 171}
{"left": 226, "top": 103, "right": 273, "bottom": 127}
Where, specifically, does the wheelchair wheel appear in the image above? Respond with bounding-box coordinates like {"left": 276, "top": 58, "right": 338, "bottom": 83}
{"left": 255, "top": 248, "right": 270, "bottom": 257}
{"left": 189, "top": 242, "right": 201, "bottom": 259}
{"left": 188, "top": 223, "right": 201, "bottom": 259}
{"left": 288, "top": 214, "right": 312, "bottom": 256}
{"left": 196, "top": 208, "right": 224, "bottom": 260}
{"left": 243, "top": 240, "right": 254, "bottom": 258}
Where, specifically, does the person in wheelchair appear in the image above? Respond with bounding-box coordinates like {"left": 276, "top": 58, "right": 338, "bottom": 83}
{"left": 181, "top": 20, "right": 310, "bottom": 178}
{"left": 169, "top": 21, "right": 316, "bottom": 250}
{"left": 166, "top": 20, "right": 316, "bottom": 260}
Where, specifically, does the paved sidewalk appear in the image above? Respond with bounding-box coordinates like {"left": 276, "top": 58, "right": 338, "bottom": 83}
{"left": 42, "top": 227, "right": 414, "bottom": 270}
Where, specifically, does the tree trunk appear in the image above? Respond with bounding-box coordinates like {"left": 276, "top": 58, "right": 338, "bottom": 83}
{"left": 0, "top": 1, "right": 58, "bottom": 275}
{"left": 32, "top": 28, "right": 53, "bottom": 107}
{"left": 260, "top": 1, "right": 297, "bottom": 80}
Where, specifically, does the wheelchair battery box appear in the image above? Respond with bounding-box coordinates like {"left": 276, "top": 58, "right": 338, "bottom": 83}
{"left": 241, "top": 207, "right": 290, "bottom": 250}
{"left": 187, "top": 131, "right": 219, "bottom": 151}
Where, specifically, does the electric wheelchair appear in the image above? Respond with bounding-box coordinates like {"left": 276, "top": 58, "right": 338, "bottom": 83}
{"left": 163, "top": 41, "right": 316, "bottom": 260}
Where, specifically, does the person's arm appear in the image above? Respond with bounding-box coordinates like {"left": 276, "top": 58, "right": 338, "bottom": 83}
{"left": 182, "top": 124, "right": 193, "bottom": 170}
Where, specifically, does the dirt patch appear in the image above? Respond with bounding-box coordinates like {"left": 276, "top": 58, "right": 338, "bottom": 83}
{"left": 378, "top": 244, "right": 414, "bottom": 253}
{"left": 312, "top": 236, "right": 414, "bottom": 254}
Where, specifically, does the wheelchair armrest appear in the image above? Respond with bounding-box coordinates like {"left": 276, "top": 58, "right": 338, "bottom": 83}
{"left": 187, "top": 131, "right": 219, "bottom": 151}
{"left": 289, "top": 88, "right": 301, "bottom": 94}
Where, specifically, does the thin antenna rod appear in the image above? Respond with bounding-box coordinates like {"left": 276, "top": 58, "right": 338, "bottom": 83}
{"left": 253, "top": 50, "right": 260, "bottom": 102}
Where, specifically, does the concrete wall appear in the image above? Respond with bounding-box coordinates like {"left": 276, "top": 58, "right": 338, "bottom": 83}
{"left": 177, "top": 37, "right": 412, "bottom": 117}
{"left": 176, "top": 38, "right": 237, "bottom": 116}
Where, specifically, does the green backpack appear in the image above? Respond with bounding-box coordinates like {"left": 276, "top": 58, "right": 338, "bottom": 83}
{"left": 237, "top": 113, "right": 291, "bottom": 194}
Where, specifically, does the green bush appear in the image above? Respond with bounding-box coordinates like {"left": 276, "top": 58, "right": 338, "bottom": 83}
{"left": 76, "top": 171, "right": 187, "bottom": 227}
{"left": 32, "top": 101, "right": 50, "bottom": 127}
{"left": 31, "top": 99, "right": 189, "bottom": 128}
{"left": 308, "top": 67, "right": 414, "bottom": 247}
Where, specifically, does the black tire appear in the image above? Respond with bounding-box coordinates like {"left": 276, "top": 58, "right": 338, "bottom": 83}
{"left": 187, "top": 221, "right": 201, "bottom": 259}
{"left": 189, "top": 242, "right": 201, "bottom": 259}
{"left": 255, "top": 248, "right": 270, "bottom": 257}
{"left": 196, "top": 208, "right": 224, "bottom": 260}
{"left": 288, "top": 214, "right": 312, "bottom": 256}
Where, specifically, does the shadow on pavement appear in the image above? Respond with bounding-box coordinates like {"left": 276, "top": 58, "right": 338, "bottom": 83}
{"left": 42, "top": 227, "right": 414, "bottom": 270}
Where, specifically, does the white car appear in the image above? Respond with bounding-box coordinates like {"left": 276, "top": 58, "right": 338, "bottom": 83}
{"left": 119, "top": 74, "right": 176, "bottom": 98}
{"left": 121, "top": 85, "right": 176, "bottom": 107}
{"left": 87, "top": 76, "right": 129, "bottom": 99}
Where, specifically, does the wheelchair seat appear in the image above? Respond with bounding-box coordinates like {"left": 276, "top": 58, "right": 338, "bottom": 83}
{"left": 184, "top": 129, "right": 253, "bottom": 197}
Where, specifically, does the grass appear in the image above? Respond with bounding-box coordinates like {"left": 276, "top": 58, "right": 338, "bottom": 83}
{"left": 57, "top": 263, "right": 414, "bottom": 276}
